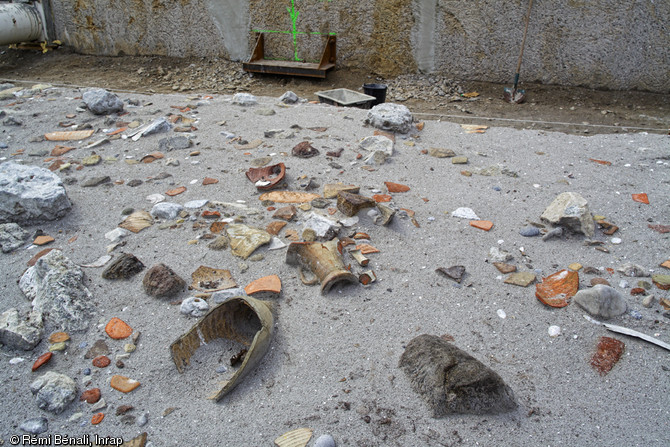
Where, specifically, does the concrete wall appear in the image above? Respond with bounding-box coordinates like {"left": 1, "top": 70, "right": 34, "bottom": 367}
{"left": 48, "top": 0, "right": 670, "bottom": 92}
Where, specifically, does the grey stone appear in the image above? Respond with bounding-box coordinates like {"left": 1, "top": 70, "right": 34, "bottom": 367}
{"left": 19, "top": 417, "right": 48, "bottom": 434}
{"left": 158, "top": 136, "right": 192, "bottom": 151}
{"left": 519, "top": 226, "right": 541, "bottom": 237}
{"left": 399, "top": 334, "right": 517, "bottom": 416}
{"left": 254, "top": 108, "right": 275, "bottom": 116}
{"left": 30, "top": 371, "right": 77, "bottom": 414}
{"left": 19, "top": 250, "right": 94, "bottom": 332}
{"left": 541, "top": 192, "right": 595, "bottom": 237}
{"left": 102, "top": 253, "right": 145, "bottom": 279}
{"left": 303, "top": 212, "right": 341, "bottom": 240}
{"left": 359, "top": 135, "right": 394, "bottom": 156}
{"left": 0, "top": 308, "right": 43, "bottom": 350}
{"left": 365, "top": 103, "right": 413, "bottom": 134}
{"left": 150, "top": 202, "right": 184, "bottom": 220}
{"left": 436, "top": 265, "right": 466, "bottom": 283}
{"left": 184, "top": 199, "right": 209, "bottom": 209}
{"left": 488, "top": 247, "right": 513, "bottom": 263}
{"left": 232, "top": 93, "right": 257, "bottom": 106}
{"left": 82, "top": 88, "right": 124, "bottom": 115}
{"left": 134, "top": 118, "right": 171, "bottom": 141}
{"left": 180, "top": 296, "right": 210, "bottom": 317}
{"left": 641, "top": 295, "right": 655, "bottom": 308}
{"left": 0, "top": 162, "right": 72, "bottom": 224}
{"left": 137, "top": 412, "right": 149, "bottom": 427}
{"left": 0, "top": 222, "right": 29, "bottom": 252}
{"left": 314, "top": 434, "right": 336, "bottom": 447}
{"left": 574, "top": 284, "right": 628, "bottom": 319}
{"left": 81, "top": 176, "right": 111, "bottom": 187}
{"left": 211, "top": 287, "right": 247, "bottom": 303}
{"left": 142, "top": 264, "right": 185, "bottom": 298}
{"left": 451, "top": 207, "right": 479, "bottom": 220}
{"left": 362, "top": 150, "right": 388, "bottom": 166}
{"left": 617, "top": 263, "right": 649, "bottom": 277}
{"left": 279, "top": 91, "right": 299, "bottom": 104}
{"left": 428, "top": 147, "right": 456, "bottom": 158}
{"left": 542, "top": 227, "right": 564, "bottom": 241}
{"left": 311, "top": 198, "right": 330, "bottom": 209}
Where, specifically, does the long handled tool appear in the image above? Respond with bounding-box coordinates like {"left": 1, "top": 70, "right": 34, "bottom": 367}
{"left": 504, "top": 0, "right": 534, "bottom": 104}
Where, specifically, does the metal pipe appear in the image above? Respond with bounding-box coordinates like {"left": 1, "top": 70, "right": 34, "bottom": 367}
{"left": 0, "top": 2, "right": 46, "bottom": 46}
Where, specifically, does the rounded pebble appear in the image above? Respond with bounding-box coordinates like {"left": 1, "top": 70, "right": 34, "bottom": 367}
{"left": 519, "top": 226, "right": 540, "bottom": 237}
{"left": 19, "top": 417, "right": 48, "bottom": 434}
{"left": 619, "top": 280, "right": 629, "bottom": 289}
{"left": 496, "top": 309, "right": 506, "bottom": 319}
{"left": 548, "top": 325, "right": 561, "bottom": 337}
{"left": 83, "top": 368, "right": 91, "bottom": 375}
{"left": 611, "top": 237, "right": 622, "bottom": 244}
{"left": 216, "top": 365, "right": 228, "bottom": 374}
{"left": 629, "top": 310, "right": 642, "bottom": 320}
{"left": 137, "top": 412, "right": 149, "bottom": 427}
{"left": 492, "top": 186, "right": 501, "bottom": 191}
{"left": 314, "top": 434, "right": 336, "bottom": 447}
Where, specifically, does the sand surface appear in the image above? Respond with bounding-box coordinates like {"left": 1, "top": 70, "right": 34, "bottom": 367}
{"left": 1, "top": 85, "right": 669, "bottom": 447}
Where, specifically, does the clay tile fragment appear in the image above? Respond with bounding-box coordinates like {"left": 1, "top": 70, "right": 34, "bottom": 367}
{"left": 355, "top": 243, "right": 380, "bottom": 255}
{"left": 166, "top": 186, "right": 187, "bottom": 196}
{"left": 245, "top": 275, "right": 282, "bottom": 298}
{"left": 92, "top": 355, "right": 111, "bottom": 368}
{"left": 631, "top": 193, "right": 649, "bottom": 204}
{"left": 110, "top": 375, "right": 141, "bottom": 393}
{"left": 436, "top": 266, "right": 466, "bottom": 283}
{"left": 292, "top": 141, "right": 319, "bottom": 158}
{"left": 170, "top": 296, "right": 274, "bottom": 401}
{"left": 203, "top": 177, "right": 219, "bottom": 185}
{"left": 273, "top": 205, "right": 297, "bottom": 221}
{"left": 140, "top": 151, "right": 164, "bottom": 163}
{"left": 384, "top": 181, "right": 410, "bottom": 193}
{"left": 33, "top": 235, "right": 54, "bottom": 246}
{"left": 105, "top": 317, "right": 133, "bottom": 340}
{"left": 323, "top": 183, "right": 359, "bottom": 199}
{"left": 372, "top": 194, "right": 392, "bottom": 203}
{"left": 535, "top": 269, "right": 579, "bottom": 308}
{"left": 591, "top": 336, "right": 625, "bottom": 375}
{"left": 91, "top": 413, "right": 105, "bottom": 425}
{"left": 32, "top": 352, "right": 53, "bottom": 372}
{"left": 45, "top": 130, "right": 95, "bottom": 141}
{"left": 266, "top": 221, "right": 287, "bottom": 236}
{"left": 48, "top": 332, "right": 70, "bottom": 343}
{"left": 119, "top": 210, "right": 153, "bottom": 233}
{"left": 259, "top": 191, "right": 321, "bottom": 204}
{"left": 246, "top": 163, "right": 286, "bottom": 190}
{"left": 80, "top": 388, "right": 101, "bottom": 404}
{"left": 209, "top": 221, "right": 227, "bottom": 234}
{"left": 190, "top": 265, "right": 236, "bottom": 292}
{"left": 51, "top": 145, "right": 75, "bottom": 156}
{"left": 337, "top": 191, "right": 376, "bottom": 217}
{"left": 470, "top": 220, "right": 494, "bottom": 231}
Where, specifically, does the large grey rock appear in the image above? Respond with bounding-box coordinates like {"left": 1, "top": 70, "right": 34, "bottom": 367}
{"left": 365, "top": 103, "right": 413, "bottom": 134}
{"left": 540, "top": 192, "right": 594, "bottom": 237}
{"left": 279, "top": 91, "right": 299, "bottom": 104}
{"left": 302, "top": 212, "right": 341, "bottom": 241}
{"left": 399, "top": 334, "right": 517, "bottom": 416}
{"left": 232, "top": 93, "right": 257, "bottom": 106}
{"left": 574, "top": 284, "right": 627, "bottom": 319}
{"left": 19, "top": 250, "right": 94, "bottom": 332}
{"left": 0, "top": 162, "right": 72, "bottom": 224}
{"left": 30, "top": 371, "right": 77, "bottom": 414}
{"left": 82, "top": 88, "right": 124, "bottom": 115}
{"left": 0, "top": 308, "right": 43, "bottom": 350}
{"left": 0, "top": 222, "right": 29, "bottom": 252}
{"left": 359, "top": 135, "right": 394, "bottom": 156}
{"left": 150, "top": 202, "right": 184, "bottom": 220}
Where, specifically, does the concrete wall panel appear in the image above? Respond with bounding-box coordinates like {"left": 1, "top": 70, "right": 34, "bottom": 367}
{"left": 48, "top": 0, "right": 670, "bottom": 91}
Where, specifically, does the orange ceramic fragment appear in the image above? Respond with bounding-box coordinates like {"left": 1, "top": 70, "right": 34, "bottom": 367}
{"left": 244, "top": 275, "right": 282, "bottom": 296}
{"left": 166, "top": 186, "right": 186, "bottom": 196}
{"left": 661, "top": 260, "right": 670, "bottom": 270}
{"left": 80, "top": 388, "right": 101, "bottom": 404}
{"left": 105, "top": 317, "right": 133, "bottom": 340}
{"left": 91, "top": 413, "right": 105, "bottom": 425}
{"left": 589, "top": 158, "right": 612, "bottom": 166}
{"left": 384, "top": 182, "right": 410, "bottom": 193}
{"left": 32, "top": 352, "right": 53, "bottom": 372}
{"left": 535, "top": 269, "right": 579, "bottom": 308}
{"left": 140, "top": 151, "right": 164, "bottom": 163}
{"left": 209, "top": 221, "right": 227, "bottom": 234}
{"left": 45, "top": 130, "right": 95, "bottom": 141}
{"left": 48, "top": 331, "right": 69, "bottom": 343}
{"left": 632, "top": 193, "right": 649, "bottom": 204}
{"left": 356, "top": 243, "right": 380, "bottom": 254}
{"left": 201, "top": 210, "right": 221, "bottom": 218}
{"left": 591, "top": 336, "right": 624, "bottom": 376}
{"left": 469, "top": 220, "right": 494, "bottom": 231}
{"left": 203, "top": 177, "right": 219, "bottom": 185}
{"left": 27, "top": 248, "right": 54, "bottom": 266}
{"left": 107, "top": 127, "right": 128, "bottom": 136}
{"left": 33, "top": 235, "right": 55, "bottom": 246}
{"left": 51, "top": 145, "right": 75, "bottom": 156}
{"left": 266, "top": 221, "right": 287, "bottom": 236}
{"left": 372, "top": 194, "right": 392, "bottom": 203}
{"left": 110, "top": 375, "right": 140, "bottom": 393}
{"left": 258, "top": 191, "right": 321, "bottom": 203}
{"left": 92, "top": 355, "right": 111, "bottom": 368}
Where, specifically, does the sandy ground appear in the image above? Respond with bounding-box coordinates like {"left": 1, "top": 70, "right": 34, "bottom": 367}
{"left": 0, "top": 84, "right": 669, "bottom": 447}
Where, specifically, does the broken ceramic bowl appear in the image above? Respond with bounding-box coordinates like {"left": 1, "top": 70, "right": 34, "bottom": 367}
{"left": 286, "top": 240, "right": 357, "bottom": 294}
{"left": 170, "top": 295, "right": 274, "bottom": 401}
{"left": 245, "top": 163, "right": 286, "bottom": 190}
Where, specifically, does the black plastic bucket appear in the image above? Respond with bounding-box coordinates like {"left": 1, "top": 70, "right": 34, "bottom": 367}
{"left": 363, "top": 83, "right": 387, "bottom": 107}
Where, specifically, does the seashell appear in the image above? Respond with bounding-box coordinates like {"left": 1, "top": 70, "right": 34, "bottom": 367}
{"left": 274, "top": 428, "right": 313, "bottom": 447}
